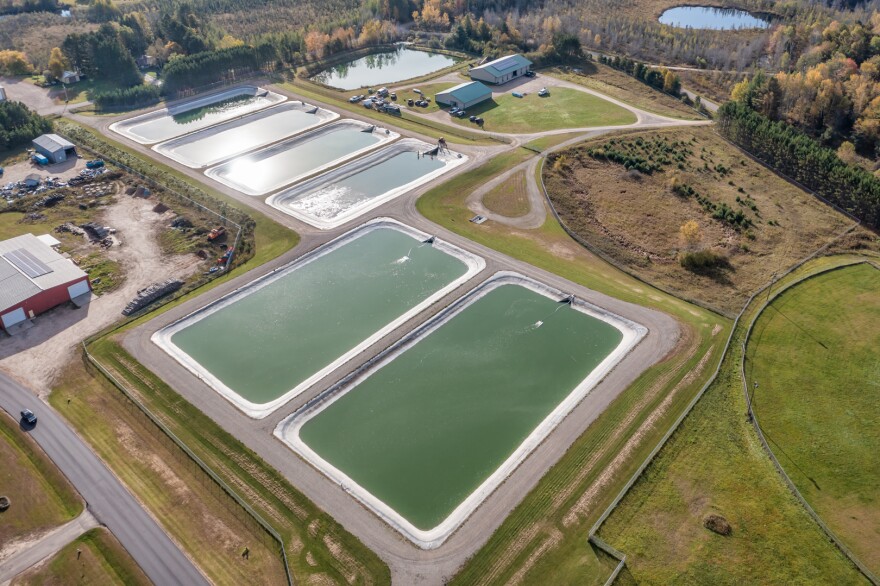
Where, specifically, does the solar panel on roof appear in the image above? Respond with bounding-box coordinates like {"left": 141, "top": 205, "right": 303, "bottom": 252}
{"left": 3, "top": 248, "right": 52, "bottom": 278}
{"left": 493, "top": 56, "right": 520, "bottom": 71}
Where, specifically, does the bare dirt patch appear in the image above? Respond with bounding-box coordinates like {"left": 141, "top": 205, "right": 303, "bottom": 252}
{"left": 0, "top": 194, "right": 203, "bottom": 395}
{"left": 544, "top": 126, "right": 854, "bottom": 315}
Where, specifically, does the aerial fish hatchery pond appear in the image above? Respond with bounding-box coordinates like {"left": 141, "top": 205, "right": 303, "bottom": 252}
{"left": 277, "top": 273, "right": 646, "bottom": 548}
{"left": 267, "top": 138, "right": 467, "bottom": 229}
{"left": 152, "top": 102, "right": 338, "bottom": 168}
{"left": 152, "top": 220, "right": 484, "bottom": 418}
{"left": 109, "top": 86, "right": 285, "bottom": 144}
{"left": 204, "top": 120, "right": 397, "bottom": 195}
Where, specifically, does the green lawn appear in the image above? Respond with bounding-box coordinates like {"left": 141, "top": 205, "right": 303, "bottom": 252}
{"left": 598, "top": 256, "right": 872, "bottom": 586}
{"left": 747, "top": 262, "right": 880, "bottom": 574}
{"left": 12, "top": 528, "right": 150, "bottom": 586}
{"left": 416, "top": 148, "right": 731, "bottom": 585}
{"left": 0, "top": 411, "right": 82, "bottom": 546}
{"left": 447, "top": 87, "right": 636, "bottom": 134}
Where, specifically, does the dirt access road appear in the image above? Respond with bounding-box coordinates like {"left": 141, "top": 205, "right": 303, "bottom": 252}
{"left": 0, "top": 194, "right": 202, "bottom": 396}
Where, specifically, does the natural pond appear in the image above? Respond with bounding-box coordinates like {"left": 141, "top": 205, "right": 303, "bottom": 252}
{"left": 658, "top": 6, "right": 770, "bottom": 30}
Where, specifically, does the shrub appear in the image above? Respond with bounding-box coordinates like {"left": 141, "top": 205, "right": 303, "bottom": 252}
{"left": 680, "top": 249, "right": 729, "bottom": 272}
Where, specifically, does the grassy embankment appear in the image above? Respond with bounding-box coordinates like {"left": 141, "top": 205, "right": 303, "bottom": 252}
{"left": 746, "top": 262, "right": 880, "bottom": 575}
{"left": 544, "top": 126, "right": 856, "bottom": 315}
{"left": 417, "top": 147, "right": 731, "bottom": 584}
{"left": 12, "top": 528, "right": 150, "bottom": 586}
{"left": 599, "top": 255, "right": 873, "bottom": 585}
{"left": 0, "top": 411, "right": 82, "bottom": 546}
{"left": 47, "top": 120, "right": 388, "bottom": 583}
{"left": 547, "top": 62, "right": 703, "bottom": 120}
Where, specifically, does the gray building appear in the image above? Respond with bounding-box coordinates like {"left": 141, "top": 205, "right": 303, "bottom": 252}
{"left": 32, "top": 134, "right": 77, "bottom": 165}
{"left": 469, "top": 54, "right": 533, "bottom": 85}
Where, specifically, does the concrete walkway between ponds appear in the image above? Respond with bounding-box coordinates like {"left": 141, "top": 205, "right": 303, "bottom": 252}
{"left": 0, "top": 510, "right": 98, "bottom": 585}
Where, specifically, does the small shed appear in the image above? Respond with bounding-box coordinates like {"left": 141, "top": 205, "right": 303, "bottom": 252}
{"left": 469, "top": 54, "right": 533, "bottom": 85}
{"left": 435, "top": 81, "right": 492, "bottom": 110}
{"left": 32, "top": 134, "right": 77, "bottom": 164}
{"left": 61, "top": 71, "right": 80, "bottom": 84}
{"left": 0, "top": 85, "right": 6, "bottom": 102}
{"left": 136, "top": 55, "right": 158, "bottom": 69}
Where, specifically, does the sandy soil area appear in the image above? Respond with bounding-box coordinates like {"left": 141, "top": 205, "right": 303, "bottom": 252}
{"left": 2, "top": 157, "right": 88, "bottom": 185}
{"left": 0, "top": 195, "right": 203, "bottom": 396}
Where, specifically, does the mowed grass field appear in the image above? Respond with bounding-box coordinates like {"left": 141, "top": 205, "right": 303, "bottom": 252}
{"left": 747, "top": 262, "right": 880, "bottom": 574}
{"left": 0, "top": 411, "right": 82, "bottom": 548}
{"left": 449, "top": 87, "right": 636, "bottom": 133}
{"left": 599, "top": 256, "right": 871, "bottom": 586}
{"left": 12, "top": 528, "right": 150, "bottom": 586}
{"left": 482, "top": 170, "right": 530, "bottom": 217}
{"left": 544, "top": 126, "right": 857, "bottom": 315}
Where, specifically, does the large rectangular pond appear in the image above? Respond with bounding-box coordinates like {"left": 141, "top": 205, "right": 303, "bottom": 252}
{"left": 277, "top": 273, "right": 646, "bottom": 548}
{"left": 152, "top": 219, "right": 484, "bottom": 418}
{"left": 204, "top": 121, "right": 397, "bottom": 196}
{"left": 109, "top": 86, "right": 285, "bottom": 145}
{"left": 312, "top": 46, "right": 461, "bottom": 91}
{"left": 267, "top": 138, "right": 467, "bottom": 229}
{"left": 152, "top": 102, "right": 338, "bottom": 168}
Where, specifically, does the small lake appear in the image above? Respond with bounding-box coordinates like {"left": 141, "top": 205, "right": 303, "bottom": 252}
{"left": 658, "top": 6, "right": 770, "bottom": 30}
{"left": 312, "top": 47, "right": 460, "bottom": 90}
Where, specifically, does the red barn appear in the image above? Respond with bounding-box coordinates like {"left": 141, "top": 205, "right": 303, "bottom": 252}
{"left": 0, "top": 233, "right": 91, "bottom": 332}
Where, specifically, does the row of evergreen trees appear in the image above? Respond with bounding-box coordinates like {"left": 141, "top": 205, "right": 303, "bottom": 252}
{"left": 598, "top": 54, "right": 681, "bottom": 96}
{"left": 161, "top": 44, "right": 278, "bottom": 95}
{"left": 92, "top": 85, "right": 161, "bottom": 110}
{"left": 0, "top": 101, "right": 52, "bottom": 151}
{"left": 717, "top": 101, "right": 880, "bottom": 229}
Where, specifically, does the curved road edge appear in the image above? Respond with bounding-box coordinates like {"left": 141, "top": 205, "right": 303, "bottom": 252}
{"left": 0, "top": 371, "right": 209, "bottom": 586}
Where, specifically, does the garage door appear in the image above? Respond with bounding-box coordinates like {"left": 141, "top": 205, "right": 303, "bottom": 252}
{"left": 67, "top": 280, "right": 90, "bottom": 299}
{"left": 1, "top": 307, "right": 26, "bottom": 329}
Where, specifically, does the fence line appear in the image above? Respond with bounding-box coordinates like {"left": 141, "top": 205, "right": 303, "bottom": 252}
{"left": 63, "top": 132, "right": 293, "bottom": 584}
{"left": 82, "top": 341, "right": 294, "bottom": 586}
{"left": 57, "top": 129, "right": 241, "bottom": 274}
{"left": 741, "top": 262, "right": 879, "bottom": 586}
{"left": 535, "top": 137, "right": 870, "bottom": 582}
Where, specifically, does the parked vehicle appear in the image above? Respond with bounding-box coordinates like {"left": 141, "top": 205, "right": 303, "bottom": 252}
{"left": 475, "top": 117, "right": 484, "bottom": 125}
{"left": 512, "top": 92, "right": 524, "bottom": 98}
{"left": 377, "top": 87, "right": 389, "bottom": 97}
{"left": 86, "top": 159, "right": 105, "bottom": 169}
{"left": 207, "top": 226, "right": 226, "bottom": 241}
{"left": 469, "top": 115, "right": 477, "bottom": 122}
{"left": 455, "top": 110, "right": 466, "bottom": 118}
{"left": 538, "top": 87, "right": 549, "bottom": 97}
{"left": 349, "top": 95, "right": 361, "bottom": 103}
{"left": 33, "top": 153, "right": 49, "bottom": 165}
{"left": 390, "top": 93, "right": 397, "bottom": 100}
{"left": 407, "top": 98, "right": 415, "bottom": 106}
{"left": 363, "top": 99, "right": 374, "bottom": 108}
{"left": 449, "top": 107, "right": 459, "bottom": 115}
{"left": 525, "top": 70, "right": 536, "bottom": 77}
{"left": 413, "top": 88, "right": 422, "bottom": 94}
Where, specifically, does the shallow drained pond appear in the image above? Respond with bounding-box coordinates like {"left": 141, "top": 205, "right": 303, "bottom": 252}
{"left": 658, "top": 6, "right": 770, "bottom": 29}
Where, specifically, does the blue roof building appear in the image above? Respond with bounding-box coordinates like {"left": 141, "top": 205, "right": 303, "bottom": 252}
{"left": 435, "top": 81, "right": 492, "bottom": 109}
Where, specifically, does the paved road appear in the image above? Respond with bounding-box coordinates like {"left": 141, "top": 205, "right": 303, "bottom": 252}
{"left": 0, "top": 510, "right": 98, "bottom": 584}
{"left": 0, "top": 372, "right": 209, "bottom": 586}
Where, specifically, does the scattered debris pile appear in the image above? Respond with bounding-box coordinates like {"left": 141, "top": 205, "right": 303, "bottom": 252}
{"left": 171, "top": 216, "right": 192, "bottom": 228}
{"left": 55, "top": 222, "right": 85, "bottom": 236}
{"left": 122, "top": 279, "right": 184, "bottom": 316}
{"left": 81, "top": 222, "right": 110, "bottom": 240}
